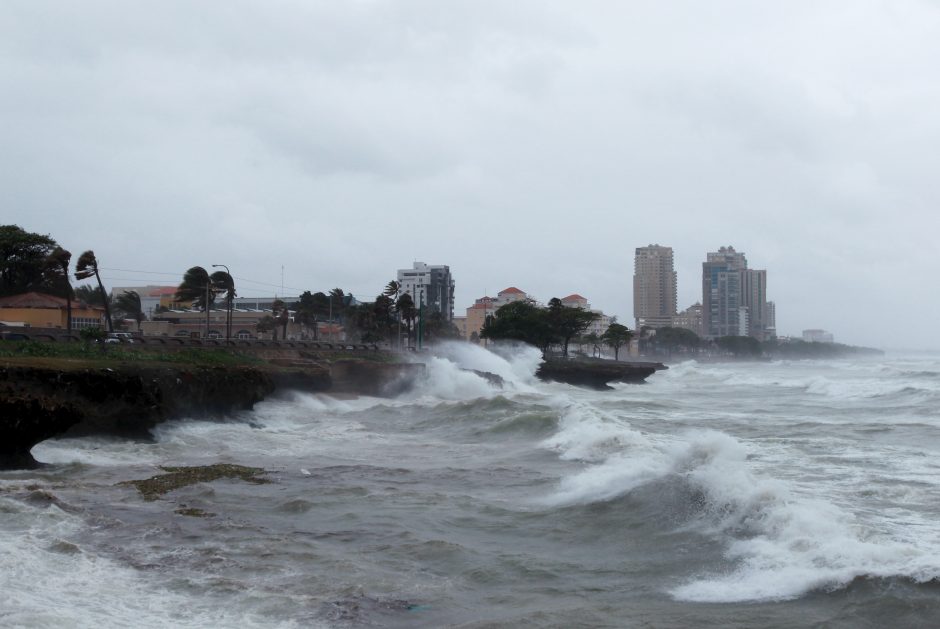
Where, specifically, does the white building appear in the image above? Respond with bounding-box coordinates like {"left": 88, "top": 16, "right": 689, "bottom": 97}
{"left": 397, "top": 262, "right": 455, "bottom": 321}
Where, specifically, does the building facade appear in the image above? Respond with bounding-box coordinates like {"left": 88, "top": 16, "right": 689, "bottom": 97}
{"left": 397, "top": 262, "right": 455, "bottom": 322}
{"left": 702, "top": 246, "right": 748, "bottom": 338}
{"left": 803, "top": 329, "right": 834, "bottom": 343}
{"left": 463, "top": 287, "right": 529, "bottom": 342}
{"left": 671, "top": 302, "right": 704, "bottom": 337}
{"left": 0, "top": 292, "right": 105, "bottom": 330}
{"left": 702, "top": 246, "right": 774, "bottom": 340}
{"left": 634, "top": 245, "right": 677, "bottom": 330}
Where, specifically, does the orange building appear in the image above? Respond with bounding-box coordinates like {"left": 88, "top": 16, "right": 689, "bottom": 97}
{"left": 0, "top": 292, "right": 105, "bottom": 330}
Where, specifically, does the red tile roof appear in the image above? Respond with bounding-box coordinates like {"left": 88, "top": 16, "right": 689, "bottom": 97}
{"left": 148, "top": 286, "right": 179, "bottom": 297}
{"left": 498, "top": 287, "right": 524, "bottom": 295}
{"left": 561, "top": 294, "right": 587, "bottom": 302}
{"left": 0, "top": 291, "right": 69, "bottom": 309}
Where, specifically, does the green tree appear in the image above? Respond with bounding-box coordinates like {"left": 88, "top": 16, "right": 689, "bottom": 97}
{"left": 601, "top": 323, "right": 633, "bottom": 361}
{"left": 45, "top": 247, "right": 73, "bottom": 333}
{"left": 547, "top": 298, "right": 599, "bottom": 358}
{"left": 373, "top": 293, "right": 396, "bottom": 344}
{"left": 396, "top": 292, "right": 417, "bottom": 347}
{"left": 256, "top": 315, "right": 276, "bottom": 338}
{"left": 210, "top": 270, "right": 235, "bottom": 340}
{"left": 74, "top": 250, "right": 113, "bottom": 333}
{"left": 717, "top": 335, "right": 762, "bottom": 357}
{"left": 0, "top": 225, "right": 62, "bottom": 297}
{"left": 175, "top": 266, "right": 216, "bottom": 338}
{"left": 651, "top": 327, "right": 701, "bottom": 355}
{"left": 423, "top": 310, "right": 460, "bottom": 344}
{"left": 328, "top": 288, "right": 347, "bottom": 324}
{"left": 271, "top": 299, "right": 290, "bottom": 340}
{"left": 75, "top": 284, "right": 108, "bottom": 307}
{"left": 480, "top": 300, "right": 556, "bottom": 356}
{"left": 113, "top": 290, "right": 145, "bottom": 332}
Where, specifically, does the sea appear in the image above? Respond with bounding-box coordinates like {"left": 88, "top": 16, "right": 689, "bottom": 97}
{"left": 2, "top": 344, "right": 939, "bottom": 628}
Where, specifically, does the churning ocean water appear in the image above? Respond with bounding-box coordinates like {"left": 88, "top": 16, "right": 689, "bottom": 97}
{"left": 2, "top": 345, "right": 940, "bottom": 628}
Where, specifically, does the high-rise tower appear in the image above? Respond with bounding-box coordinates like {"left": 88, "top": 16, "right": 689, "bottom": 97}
{"left": 633, "top": 245, "right": 677, "bottom": 330}
{"left": 702, "top": 246, "right": 772, "bottom": 340}
{"left": 702, "top": 246, "right": 748, "bottom": 338}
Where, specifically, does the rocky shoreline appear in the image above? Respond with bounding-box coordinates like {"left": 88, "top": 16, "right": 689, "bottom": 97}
{"left": 0, "top": 359, "right": 424, "bottom": 469}
{"left": 0, "top": 353, "right": 662, "bottom": 469}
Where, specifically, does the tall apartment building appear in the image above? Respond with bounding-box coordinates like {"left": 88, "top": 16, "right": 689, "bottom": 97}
{"left": 702, "top": 246, "right": 774, "bottom": 340}
{"left": 397, "top": 262, "right": 455, "bottom": 321}
{"left": 741, "top": 269, "right": 773, "bottom": 341}
{"left": 633, "top": 245, "right": 677, "bottom": 330}
{"left": 702, "top": 246, "right": 748, "bottom": 338}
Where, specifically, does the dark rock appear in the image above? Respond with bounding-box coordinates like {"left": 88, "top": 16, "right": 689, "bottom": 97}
{"left": 464, "top": 369, "right": 505, "bottom": 387}
{"left": 536, "top": 359, "right": 663, "bottom": 389}
{"left": 329, "top": 361, "right": 425, "bottom": 396}
{"left": 118, "top": 463, "right": 269, "bottom": 501}
{"left": 0, "top": 365, "right": 274, "bottom": 469}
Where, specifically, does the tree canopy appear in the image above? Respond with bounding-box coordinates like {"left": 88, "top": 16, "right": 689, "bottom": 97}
{"left": 75, "top": 250, "right": 113, "bottom": 332}
{"left": 717, "top": 335, "right": 762, "bottom": 357}
{"left": 601, "top": 323, "right": 634, "bottom": 360}
{"left": 481, "top": 298, "right": 599, "bottom": 357}
{"left": 0, "top": 225, "right": 65, "bottom": 297}
{"left": 113, "top": 290, "right": 144, "bottom": 331}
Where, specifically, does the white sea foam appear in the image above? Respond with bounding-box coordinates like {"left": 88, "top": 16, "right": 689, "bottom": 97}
{"left": 0, "top": 493, "right": 313, "bottom": 629}
{"left": 399, "top": 343, "right": 542, "bottom": 403}
{"left": 539, "top": 401, "right": 940, "bottom": 602}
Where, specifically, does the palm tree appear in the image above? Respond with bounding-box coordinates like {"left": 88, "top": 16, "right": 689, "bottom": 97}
{"left": 74, "top": 284, "right": 108, "bottom": 306}
{"left": 176, "top": 266, "right": 215, "bottom": 338}
{"left": 210, "top": 270, "right": 235, "bottom": 340}
{"left": 396, "top": 293, "right": 417, "bottom": 348}
{"left": 272, "top": 299, "right": 289, "bottom": 340}
{"left": 256, "top": 315, "right": 276, "bottom": 339}
{"left": 46, "top": 247, "right": 73, "bottom": 334}
{"left": 384, "top": 280, "right": 402, "bottom": 349}
{"left": 74, "top": 250, "right": 113, "bottom": 332}
{"left": 113, "top": 290, "right": 144, "bottom": 332}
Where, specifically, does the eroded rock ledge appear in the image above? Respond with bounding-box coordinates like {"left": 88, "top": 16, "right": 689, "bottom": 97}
{"left": 536, "top": 359, "right": 666, "bottom": 389}
{"left": 0, "top": 359, "right": 427, "bottom": 470}
{"left": 0, "top": 364, "right": 274, "bottom": 469}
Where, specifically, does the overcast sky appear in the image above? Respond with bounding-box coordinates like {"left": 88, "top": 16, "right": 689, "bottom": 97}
{"left": 3, "top": 1, "right": 939, "bottom": 348}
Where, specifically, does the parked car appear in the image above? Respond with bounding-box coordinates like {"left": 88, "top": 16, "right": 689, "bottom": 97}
{"left": 105, "top": 332, "right": 136, "bottom": 344}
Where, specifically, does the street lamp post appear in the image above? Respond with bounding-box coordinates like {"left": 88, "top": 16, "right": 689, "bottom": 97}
{"left": 212, "top": 264, "right": 232, "bottom": 340}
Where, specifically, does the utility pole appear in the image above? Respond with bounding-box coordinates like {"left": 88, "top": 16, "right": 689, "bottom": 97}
{"left": 417, "top": 289, "right": 424, "bottom": 350}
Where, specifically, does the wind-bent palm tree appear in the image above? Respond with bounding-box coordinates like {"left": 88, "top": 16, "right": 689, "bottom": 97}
{"left": 210, "top": 270, "right": 235, "bottom": 340}
{"left": 46, "top": 247, "right": 73, "bottom": 334}
{"left": 114, "top": 290, "right": 145, "bottom": 332}
{"left": 74, "top": 250, "right": 113, "bottom": 332}
{"left": 176, "top": 266, "right": 216, "bottom": 338}
{"left": 384, "top": 280, "right": 403, "bottom": 349}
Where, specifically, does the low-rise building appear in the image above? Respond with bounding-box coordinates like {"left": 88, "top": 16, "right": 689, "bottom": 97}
{"left": 802, "top": 329, "right": 834, "bottom": 343}
{"left": 671, "top": 303, "right": 704, "bottom": 337}
{"left": 0, "top": 292, "right": 105, "bottom": 330}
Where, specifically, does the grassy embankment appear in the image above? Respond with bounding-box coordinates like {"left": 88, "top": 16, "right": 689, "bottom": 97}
{"left": 0, "top": 340, "right": 402, "bottom": 370}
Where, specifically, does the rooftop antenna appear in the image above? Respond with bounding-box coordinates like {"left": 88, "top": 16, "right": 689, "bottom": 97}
{"left": 281, "top": 265, "right": 284, "bottom": 298}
